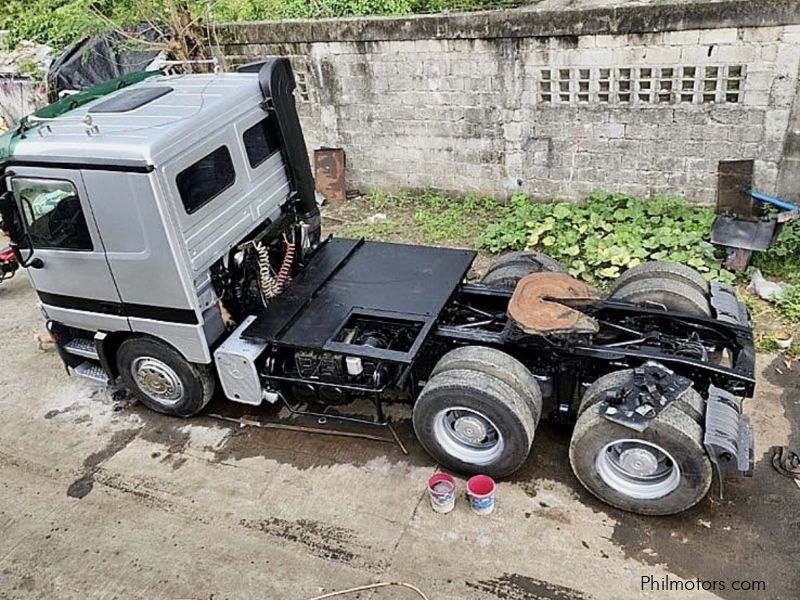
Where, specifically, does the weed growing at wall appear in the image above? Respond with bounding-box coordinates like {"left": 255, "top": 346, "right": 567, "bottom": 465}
{"left": 477, "top": 191, "right": 733, "bottom": 286}
{"left": 0, "top": 0, "right": 517, "bottom": 49}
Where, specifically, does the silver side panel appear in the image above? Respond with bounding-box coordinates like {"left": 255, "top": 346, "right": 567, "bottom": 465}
{"left": 160, "top": 110, "right": 291, "bottom": 278}
{"left": 213, "top": 315, "right": 268, "bottom": 406}
{"left": 41, "top": 304, "right": 130, "bottom": 333}
{"left": 128, "top": 317, "right": 211, "bottom": 364}
{"left": 81, "top": 170, "right": 198, "bottom": 311}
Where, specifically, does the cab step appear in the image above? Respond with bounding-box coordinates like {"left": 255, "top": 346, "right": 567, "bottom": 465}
{"left": 63, "top": 338, "right": 99, "bottom": 360}
{"left": 73, "top": 361, "right": 109, "bottom": 385}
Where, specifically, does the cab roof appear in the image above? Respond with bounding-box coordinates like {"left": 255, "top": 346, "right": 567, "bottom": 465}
{"left": 2, "top": 71, "right": 264, "bottom": 169}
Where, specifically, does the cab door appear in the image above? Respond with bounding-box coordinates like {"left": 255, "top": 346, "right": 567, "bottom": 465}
{"left": 7, "top": 166, "right": 126, "bottom": 330}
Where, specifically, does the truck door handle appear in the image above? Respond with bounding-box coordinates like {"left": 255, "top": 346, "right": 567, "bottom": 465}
{"left": 29, "top": 257, "right": 44, "bottom": 269}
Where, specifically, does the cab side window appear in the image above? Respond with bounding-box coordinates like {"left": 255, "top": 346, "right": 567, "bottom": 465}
{"left": 176, "top": 146, "right": 236, "bottom": 214}
{"left": 12, "top": 178, "right": 93, "bottom": 250}
{"left": 242, "top": 116, "right": 280, "bottom": 169}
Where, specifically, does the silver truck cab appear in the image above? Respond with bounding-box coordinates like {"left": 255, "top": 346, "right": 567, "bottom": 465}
{"left": 0, "top": 60, "right": 320, "bottom": 410}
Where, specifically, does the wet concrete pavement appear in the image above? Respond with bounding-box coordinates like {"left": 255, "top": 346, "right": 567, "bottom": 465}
{"left": 1, "top": 272, "right": 798, "bottom": 599}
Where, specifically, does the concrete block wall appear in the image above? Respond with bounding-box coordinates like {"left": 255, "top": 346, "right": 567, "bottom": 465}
{"left": 0, "top": 77, "right": 45, "bottom": 129}
{"left": 217, "top": 0, "right": 800, "bottom": 203}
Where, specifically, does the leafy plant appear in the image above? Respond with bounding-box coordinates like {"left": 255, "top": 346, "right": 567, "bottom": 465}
{"left": 775, "top": 285, "right": 800, "bottom": 323}
{"left": 477, "top": 190, "right": 733, "bottom": 286}
{"left": 753, "top": 220, "right": 800, "bottom": 285}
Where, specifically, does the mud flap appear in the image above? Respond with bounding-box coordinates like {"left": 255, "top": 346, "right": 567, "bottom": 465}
{"left": 709, "top": 282, "right": 750, "bottom": 327}
{"left": 704, "top": 384, "right": 754, "bottom": 498}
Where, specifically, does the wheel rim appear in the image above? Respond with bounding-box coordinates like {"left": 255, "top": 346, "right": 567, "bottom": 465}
{"left": 595, "top": 439, "right": 680, "bottom": 500}
{"left": 433, "top": 407, "right": 504, "bottom": 465}
{"left": 131, "top": 357, "right": 184, "bottom": 405}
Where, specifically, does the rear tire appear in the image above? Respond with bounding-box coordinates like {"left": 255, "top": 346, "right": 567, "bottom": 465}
{"left": 609, "top": 278, "right": 712, "bottom": 317}
{"left": 610, "top": 261, "right": 708, "bottom": 296}
{"left": 577, "top": 369, "right": 705, "bottom": 424}
{"left": 413, "top": 368, "right": 535, "bottom": 478}
{"left": 430, "top": 346, "right": 543, "bottom": 425}
{"left": 569, "top": 403, "right": 712, "bottom": 515}
{"left": 117, "top": 336, "right": 214, "bottom": 418}
{"left": 482, "top": 251, "right": 566, "bottom": 288}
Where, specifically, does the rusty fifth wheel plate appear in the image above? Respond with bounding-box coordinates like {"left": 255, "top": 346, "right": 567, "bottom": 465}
{"left": 507, "top": 272, "right": 599, "bottom": 334}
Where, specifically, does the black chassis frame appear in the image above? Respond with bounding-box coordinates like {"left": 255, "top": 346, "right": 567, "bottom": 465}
{"left": 251, "top": 239, "right": 756, "bottom": 429}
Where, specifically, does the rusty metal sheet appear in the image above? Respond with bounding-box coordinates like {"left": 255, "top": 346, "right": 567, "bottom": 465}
{"left": 507, "top": 272, "right": 598, "bottom": 334}
{"left": 717, "top": 160, "right": 755, "bottom": 217}
{"left": 314, "top": 147, "right": 346, "bottom": 202}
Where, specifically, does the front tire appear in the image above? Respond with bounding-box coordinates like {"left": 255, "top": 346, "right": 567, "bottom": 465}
{"left": 569, "top": 403, "right": 712, "bottom": 515}
{"left": 413, "top": 369, "right": 536, "bottom": 478}
{"left": 117, "top": 336, "right": 214, "bottom": 417}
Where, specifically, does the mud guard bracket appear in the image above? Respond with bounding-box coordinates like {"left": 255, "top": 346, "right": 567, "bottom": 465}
{"left": 598, "top": 362, "right": 692, "bottom": 432}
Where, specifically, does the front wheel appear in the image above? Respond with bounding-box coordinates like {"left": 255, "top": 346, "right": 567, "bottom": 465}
{"left": 569, "top": 404, "right": 712, "bottom": 515}
{"left": 117, "top": 336, "right": 214, "bottom": 417}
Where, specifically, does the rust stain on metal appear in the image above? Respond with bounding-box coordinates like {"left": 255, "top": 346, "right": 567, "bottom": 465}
{"left": 507, "top": 272, "right": 595, "bottom": 334}
{"left": 314, "top": 147, "right": 346, "bottom": 202}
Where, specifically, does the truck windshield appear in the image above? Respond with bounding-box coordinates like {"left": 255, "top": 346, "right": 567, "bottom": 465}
{"left": 12, "top": 178, "right": 93, "bottom": 250}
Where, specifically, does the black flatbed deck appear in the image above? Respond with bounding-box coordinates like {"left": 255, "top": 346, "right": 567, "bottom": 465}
{"left": 242, "top": 238, "right": 475, "bottom": 363}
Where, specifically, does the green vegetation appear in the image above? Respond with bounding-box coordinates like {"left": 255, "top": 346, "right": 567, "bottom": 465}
{"left": 775, "top": 284, "right": 800, "bottom": 324}
{"left": 477, "top": 190, "right": 732, "bottom": 286}
{"left": 341, "top": 190, "right": 504, "bottom": 244}
{"left": 0, "top": 0, "right": 516, "bottom": 49}
{"left": 337, "top": 189, "right": 800, "bottom": 348}
{"left": 753, "top": 220, "right": 800, "bottom": 285}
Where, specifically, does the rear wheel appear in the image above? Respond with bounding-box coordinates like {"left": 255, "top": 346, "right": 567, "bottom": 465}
{"left": 610, "top": 261, "right": 709, "bottom": 296}
{"left": 482, "top": 251, "right": 565, "bottom": 288}
{"left": 569, "top": 403, "right": 712, "bottom": 515}
{"left": 430, "top": 346, "right": 543, "bottom": 425}
{"left": 413, "top": 368, "right": 536, "bottom": 478}
{"left": 117, "top": 336, "right": 214, "bottom": 417}
{"left": 609, "top": 278, "right": 711, "bottom": 317}
{"left": 577, "top": 369, "right": 705, "bottom": 424}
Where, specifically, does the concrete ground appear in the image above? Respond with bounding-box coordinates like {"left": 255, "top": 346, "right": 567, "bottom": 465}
{"left": 1, "top": 269, "right": 799, "bottom": 600}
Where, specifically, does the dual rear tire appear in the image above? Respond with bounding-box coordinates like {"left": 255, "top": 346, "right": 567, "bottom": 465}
{"left": 413, "top": 346, "right": 541, "bottom": 478}
{"left": 608, "top": 261, "right": 712, "bottom": 317}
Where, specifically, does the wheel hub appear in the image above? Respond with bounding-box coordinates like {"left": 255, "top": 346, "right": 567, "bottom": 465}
{"left": 595, "top": 439, "right": 681, "bottom": 500}
{"left": 132, "top": 358, "right": 183, "bottom": 404}
{"left": 453, "top": 415, "right": 488, "bottom": 445}
{"left": 618, "top": 447, "right": 659, "bottom": 477}
{"left": 432, "top": 407, "right": 505, "bottom": 466}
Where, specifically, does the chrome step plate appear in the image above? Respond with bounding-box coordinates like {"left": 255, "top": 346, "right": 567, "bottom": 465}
{"left": 73, "top": 361, "right": 109, "bottom": 385}
{"left": 63, "top": 338, "right": 99, "bottom": 360}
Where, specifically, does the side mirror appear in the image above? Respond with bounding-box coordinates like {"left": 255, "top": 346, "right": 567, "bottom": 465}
{"left": 0, "top": 189, "right": 39, "bottom": 268}
{"left": 0, "top": 190, "right": 22, "bottom": 243}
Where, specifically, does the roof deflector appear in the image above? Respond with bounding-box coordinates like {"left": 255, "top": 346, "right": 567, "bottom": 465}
{"left": 237, "top": 58, "right": 318, "bottom": 220}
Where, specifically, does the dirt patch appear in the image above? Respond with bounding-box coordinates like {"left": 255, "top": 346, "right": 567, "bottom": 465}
{"left": 239, "top": 517, "right": 387, "bottom": 573}
{"left": 66, "top": 474, "right": 95, "bottom": 499}
{"left": 466, "top": 573, "right": 594, "bottom": 600}
{"left": 66, "top": 428, "right": 140, "bottom": 499}
{"left": 204, "top": 396, "right": 430, "bottom": 471}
